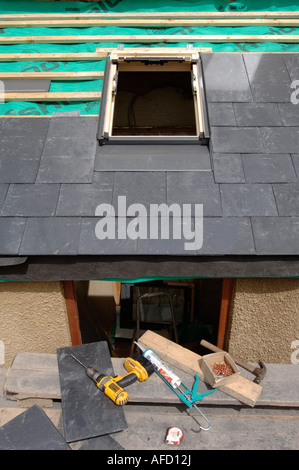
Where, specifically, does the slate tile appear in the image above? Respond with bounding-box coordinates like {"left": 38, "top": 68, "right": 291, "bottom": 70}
{"left": 260, "top": 127, "right": 299, "bottom": 153}
{"left": 0, "top": 118, "right": 49, "bottom": 159}
{"left": 37, "top": 117, "right": 98, "bottom": 183}
{"left": 278, "top": 103, "right": 299, "bottom": 126}
{"left": 137, "top": 217, "right": 197, "bottom": 255}
{"left": 20, "top": 217, "right": 81, "bottom": 255}
{"left": 112, "top": 171, "right": 167, "bottom": 215}
{"left": 251, "top": 217, "right": 299, "bottom": 254}
{"left": 212, "top": 153, "right": 245, "bottom": 183}
{"left": 56, "top": 173, "right": 114, "bottom": 216}
{"left": 95, "top": 144, "right": 211, "bottom": 172}
{"left": 273, "top": 184, "right": 299, "bottom": 216}
{"left": 0, "top": 184, "right": 8, "bottom": 209}
{"left": 234, "top": 103, "right": 283, "bottom": 127}
{"left": 1, "top": 184, "right": 60, "bottom": 216}
{"left": 167, "top": 171, "right": 222, "bottom": 216}
{"left": 211, "top": 127, "right": 264, "bottom": 153}
{"left": 243, "top": 54, "right": 291, "bottom": 102}
{"left": 0, "top": 155, "right": 41, "bottom": 184}
{"left": 242, "top": 154, "right": 297, "bottom": 183}
{"left": 0, "top": 117, "right": 50, "bottom": 138}
{"left": 283, "top": 53, "right": 299, "bottom": 81}
{"left": 201, "top": 53, "right": 252, "bottom": 102}
{"left": 207, "top": 103, "right": 236, "bottom": 126}
{"left": 292, "top": 154, "right": 299, "bottom": 178}
{"left": 79, "top": 217, "right": 137, "bottom": 255}
{"left": 220, "top": 184, "right": 278, "bottom": 216}
{"left": 0, "top": 217, "right": 26, "bottom": 255}
{"left": 0, "top": 405, "right": 70, "bottom": 451}
{"left": 198, "top": 217, "right": 255, "bottom": 255}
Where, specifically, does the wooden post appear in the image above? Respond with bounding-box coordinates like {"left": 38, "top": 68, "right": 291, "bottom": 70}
{"left": 217, "top": 279, "right": 234, "bottom": 350}
{"left": 62, "top": 281, "right": 82, "bottom": 346}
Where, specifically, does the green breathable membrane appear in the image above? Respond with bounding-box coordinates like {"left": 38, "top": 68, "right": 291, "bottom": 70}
{"left": 0, "top": 0, "right": 298, "bottom": 116}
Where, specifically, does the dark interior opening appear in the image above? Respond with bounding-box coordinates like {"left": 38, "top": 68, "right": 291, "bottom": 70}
{"left": 112, "top": 71, "right": 197, "bottom": 136}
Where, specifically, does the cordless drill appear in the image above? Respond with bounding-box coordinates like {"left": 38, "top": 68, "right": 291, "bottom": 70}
{"left": 71, "top": 352, "right": 154, "bottom": 406}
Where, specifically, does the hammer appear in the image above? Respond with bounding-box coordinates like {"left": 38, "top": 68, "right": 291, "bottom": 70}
{"left": 200, "top": 340, "right": 267, "bottom": 384}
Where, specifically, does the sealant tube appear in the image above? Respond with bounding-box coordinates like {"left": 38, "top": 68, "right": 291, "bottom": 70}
{"left": 142, "top": 348, "right": 181, "bottom": 388}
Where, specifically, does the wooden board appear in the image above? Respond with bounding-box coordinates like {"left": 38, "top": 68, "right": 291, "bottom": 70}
{"left": 0, "top": 72, "right": 104, "bottom": 80}
{"left": 1, "top": 12, "right": 299, "bottom": 20}
{"left": 138, "top": 330, "right": 262, "bottom": 407}
{"left": 0, "top": 52, "right": 110, "bottom": 62}
{"left": 2, "top": 92, "right": 101, "bottom": 102}
{"left": 3, "top": 19, "right": 299, "bottom": 28}
{"left": 1, "top": 35, "right": 299, "bottom": 45}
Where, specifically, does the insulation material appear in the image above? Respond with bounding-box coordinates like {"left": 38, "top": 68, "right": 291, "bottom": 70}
{"left": 0, "top": 0, "right": 299, "bottom": 116}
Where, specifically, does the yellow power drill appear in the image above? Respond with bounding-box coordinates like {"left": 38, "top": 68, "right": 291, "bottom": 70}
{"left": 71, "top": 352, "right": 154, "bottom": 405}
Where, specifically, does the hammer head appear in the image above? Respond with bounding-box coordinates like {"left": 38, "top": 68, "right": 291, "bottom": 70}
{"left": 253, "top": 361, "right": 267, "bottom": 384}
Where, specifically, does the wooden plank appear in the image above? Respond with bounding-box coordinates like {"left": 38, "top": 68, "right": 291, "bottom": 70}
{"left": 138, "top": 330, "right": 262, "bottom": 407}
{"left": 2, "top": 12, "right": 299, "bottom": 20}
{"left": 3, "top": 19, "right": 299, "bottom": 28}
{"left": 0, "top": 71, "right": 104, "bottom": 80}
{"left": 0, "top": 52, "right": 110, "bottom": 62}
{"left": 2, "top": 92, "right": 101, "bottom": 102}
{"left": 1, "top": 35, "right": 299, "bottom": 45}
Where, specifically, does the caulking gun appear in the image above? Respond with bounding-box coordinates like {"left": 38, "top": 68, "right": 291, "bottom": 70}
{"left": 135, "top": 341, "right": 216, "bottom": 431}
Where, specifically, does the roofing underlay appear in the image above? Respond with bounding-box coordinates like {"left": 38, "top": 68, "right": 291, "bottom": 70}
{"left": 0, "top": 1, "right": 298, "bottom": 280}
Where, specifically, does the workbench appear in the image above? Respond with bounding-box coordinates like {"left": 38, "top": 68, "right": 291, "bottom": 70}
{"left": 0, "top": 353, "right": 298, "bottom": 450}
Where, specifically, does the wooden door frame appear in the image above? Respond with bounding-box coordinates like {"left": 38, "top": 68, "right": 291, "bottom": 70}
{"left": 62, "top": 281, "right": 82, "bottom": 346}
{"left": 217, "top": 278, "right": 234, "bottom": 349}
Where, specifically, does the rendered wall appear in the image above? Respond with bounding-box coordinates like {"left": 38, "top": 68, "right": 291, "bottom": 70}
{"left": 227, "top": 278, "right": 299, "bottom": 364}
{"left": 0, "top": 281, "right": 71, "bottom": 368}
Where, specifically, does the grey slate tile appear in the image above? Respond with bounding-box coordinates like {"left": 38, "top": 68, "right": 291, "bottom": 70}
{"left": 167, "top": 171, "right": 222, "bottom": 216}
{"left": 234, "top": 103, "right": 283, "bottom": 127}
{"left": 0, "top": 155, "right": 41, "bottom": 184}
{"left": 207, "top": 103, "right": 236, "bottom": 126}
{"left": 36, "top": 117, "right": 98, "bottom": 183}
{"left": 242, "top": 154, "right": 297, "bottom": 183}
{"left": 0, "top": 217, "right": 26, "bottom": 255}
{"left": 56, "top": 173, "right": 114, "bottom": 216}
{"left": 273, "top": 184, "right": 299, "bottom": 216}
{"left": 0, "top": 184, "right": 8, "bottom": 209}
{"left": 201, "top": 53, "right": 252, "bottom": 102}
{"left": 292, "top": 154, "right": 299, "bottom": 178}
{"left": 260, "top": 127, "right": 299, "bottom": 153}
{"left": 20, "top": 217, "right": 81, "bottom": 255}
{"left": 95, "top": 144, "right": 211, "bottom": 172}
{"left": 0, "top": 117, "right": 50, "bottom": 139}
{"left": 112, "top": 171, "right": 167, "bottom": 215}
{"left": 243, "top": 54, "right": 292, "bottom": 102}
{"left": 0, "top": 405, "right": 70, "bottom": 451}
{"left": 2, "top": 79, "right": 50, "bottom": 93}
{"left": 278, "top": 103, "right": 299, "bottom": 126}
{"left": 220, "top": 184, "right": 278, "bottom": 216}
{"left": 251, "top": 217, "right": 299, "bottom": 254}
{"left": 211, "top": 127, "right": 264, "bottom": 153}
{"left": 283, "top": 53, "right": 299, "bottom": 81}
{"left": 137, "top": 217, "right": 197, "bottom": 255}
{"left": 198, "top": 217, "right": 255, "bottom": 255}
{"left": 212, "top": 153, "right": 245, "bottom": 183}
{"left": 0, "top": 118, "right": 49, "bottom": 159}
{"left": 79, "top": 217, "right": 137, "bottom": 255}
{"left": 1, "top": 184, "right": 60, "bottom": 216}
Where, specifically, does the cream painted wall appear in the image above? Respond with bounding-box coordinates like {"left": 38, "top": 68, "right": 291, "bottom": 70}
{"left": 0, "top": 281, "right": 71, "bottom": 368}
{"left": 227, "top": 278, "right": 299, "bottom": 364}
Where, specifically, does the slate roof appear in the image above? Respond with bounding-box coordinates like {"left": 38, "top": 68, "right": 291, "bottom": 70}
{"left": 0, "top": 53, "right": 298, "bottom": 261}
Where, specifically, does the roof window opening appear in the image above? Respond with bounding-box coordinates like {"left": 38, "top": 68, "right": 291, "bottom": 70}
{"left": 98, "top": 48, "right": 209, "bottom": 144}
